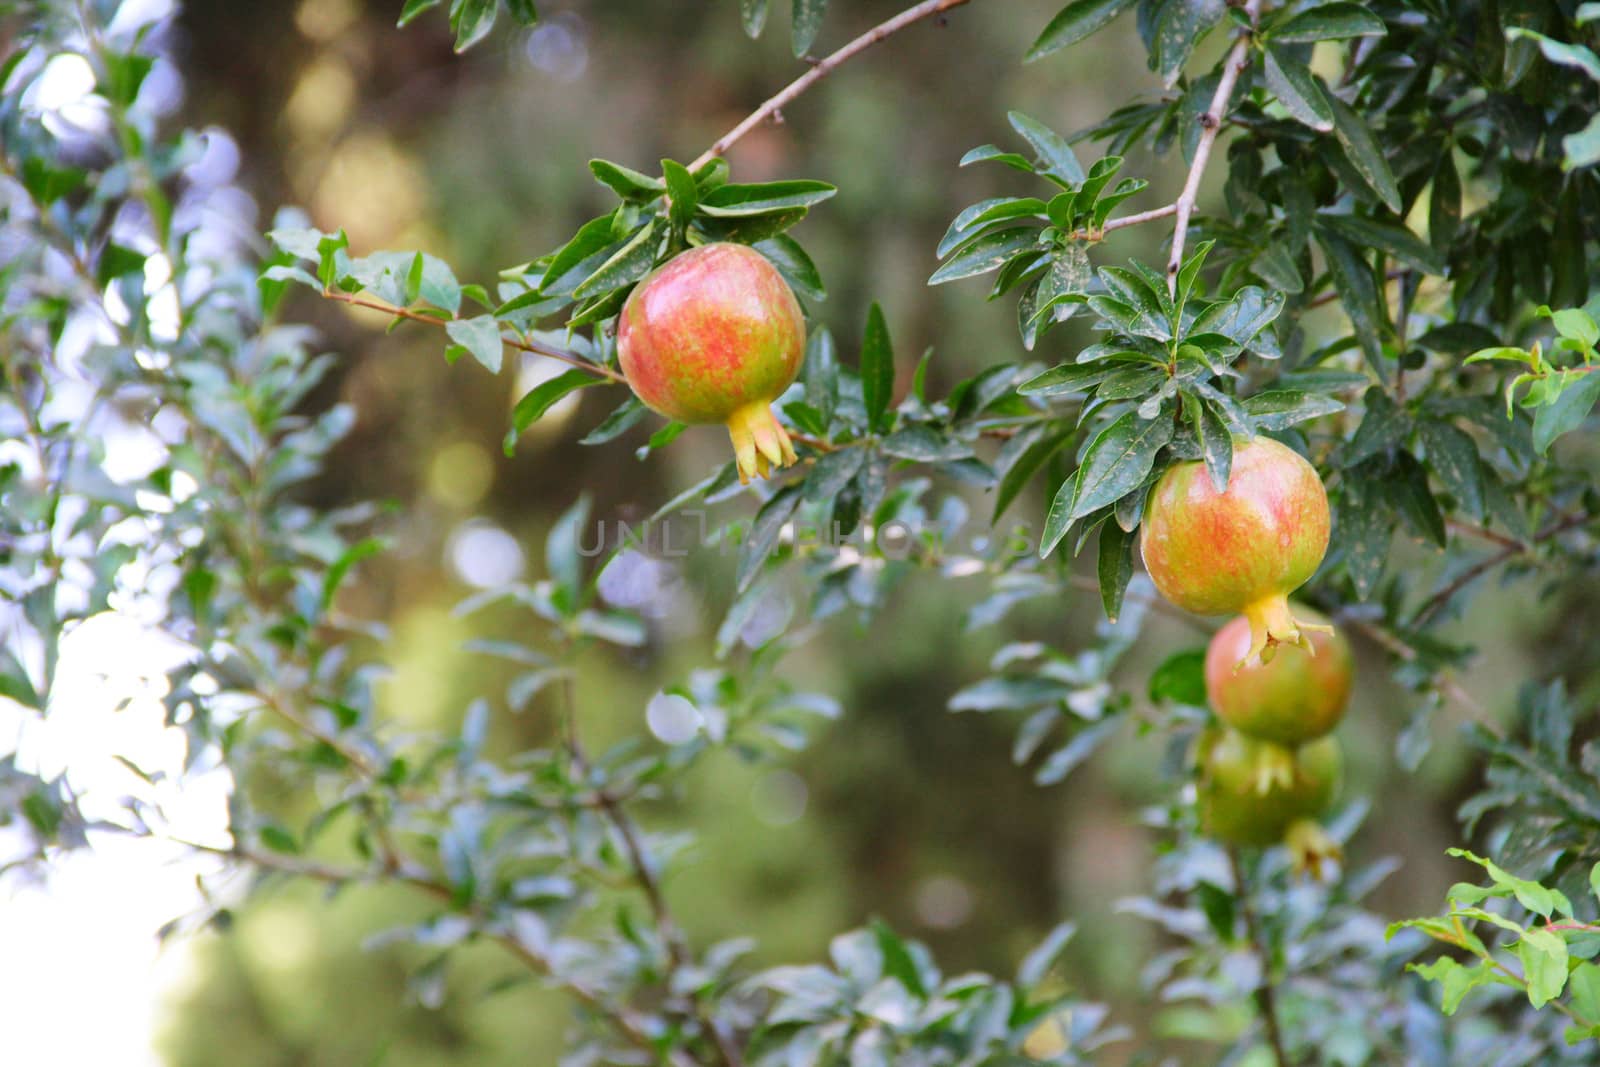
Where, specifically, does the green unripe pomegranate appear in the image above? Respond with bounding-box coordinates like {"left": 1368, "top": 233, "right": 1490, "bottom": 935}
{"left": 1205, "top": 604, "right": 1352, "bottom": 747}
{"left": 617, "top": 242, "right": 805, "bottom": 483}
{"left": 1196, "top": 727, "right": 1340, "bottom": 850}
{"left": 1141, "top": 436, "right": 1333, "bottom": 669}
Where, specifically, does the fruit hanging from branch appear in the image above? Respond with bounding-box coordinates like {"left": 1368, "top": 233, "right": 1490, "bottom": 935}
{"left": 1196, "top": 726, "right": 1344, "bottom": 879}
{"left": 617, "top": 242, "right": 806, "bottom": 483}
{"left": 1205, "top": 604, "right": 1352, "bottom": 748}
{"left": 1140, "top": 436, "right": 1333, "bottom": 669}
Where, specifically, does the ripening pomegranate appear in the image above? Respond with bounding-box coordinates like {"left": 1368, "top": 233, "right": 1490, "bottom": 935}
{"left": 1196, "top": 727, "right": 1343, "bottom": 878}
{"left": 617, "top": 242, "right": 805, "bottom": 483}
{"left": 1205, "top": 604, "right": 1352, "bottom": 747}
{"left": 1141, "top": 436, "right": 1332, "bottom": 668}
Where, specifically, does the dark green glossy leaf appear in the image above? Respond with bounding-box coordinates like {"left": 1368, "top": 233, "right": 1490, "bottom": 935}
{"left": 930, "top": 228, "right": 1039, "bottom": 285}
{"left": 700, "top": 180, "right": 837, "bottom": 216}
{"left": 959, "top": 144, "right": 1038, "bottom": 173}
{"left": 756, "top": 235, "right": 826, "bottom": 302}
{"left": 1315, "top": 230, "right": 1387, "bottom": 377}
{"left": 572, "top": 221, "right": 660, "bottom": 299}
{"left": 1273, "top": 2, "right": 1386, "bottom": 43}
{"left": 1097, "top": 522, "right": 1135, "bottom": 620}
{"left": 1388, "top": 450, "right": 1447, "bottom": 547}
{"left": 993, "top": 426, "right": 1073, "bottom": 521}
{"left": 450, "top": 0, "right": 497, "bottom": 52}
{"left": 791, "top": 0, "right": 827, "bottom": 56}
{"left": 1042, "top": 411, "right": 1174, "bottom": 555}
{"left": 504, "top": 370, "right": 603, "bottom": 454}
{"left": 1419, "top": 420, "right": 1485, "bottom": 520}
{"left": 661, "top": 159, "right": 697, "bottom": 233}
{"left": 740, "top": 0, "right": 769, "bottom": 36}
{"left": 1027, "top": 0, "right": 1138, "bottom": 61}
{"left": 1185, "top": 392, "right": 1232, "bottom": 492}
{"left": 1240, "top": 390, "right": 1344, "bottom": 430}
{"left": 737, "top": 485, "right": 802, "bottom": 590}
{"left": 1329, "top": 96, "right": 1402, "bottom": 212}
{"left": 580, "top": 396, "right": 646, "bottom": 445}
{"left": 398, "top": 0, "right": 444, "bottom": 27}
{"left": 1154, "top": 0, "right": 1227, "bottom": 88}
{"left": 588, "top": 159, "right": 666, "bottom": 200}
{"left": 1317, "top": 213, "right": 1445, "bottom": 275}
{"left": 1007, "top": 111, "right": 1085, "bottom": 183}
{"left": 1264, "top": 45, "right": 1333, "bottom": 131}
{"left": 861, "top": 302, "right": 895, "bottom": 434}
{"left": 505, "top": 0, "right": 538, "bottom": 25}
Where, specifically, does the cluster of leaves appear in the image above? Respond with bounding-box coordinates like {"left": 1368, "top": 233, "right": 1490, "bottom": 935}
{"left": 1395, "top": 848, "right": 1600, "bottom": 1045}
{"left": 1468, "top": 303, "right": 1600, "bottom": 454}
{"left": 397, "top": 0, "right": 540, "bottom": 53}
{"left": 932, "top": 111, "right": 1149, "bottom": 348}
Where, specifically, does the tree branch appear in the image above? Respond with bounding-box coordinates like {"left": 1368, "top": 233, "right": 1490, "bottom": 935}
{"left": 1228, "top": 847, "right": 1291, "bottom": 1067}
{"left": 690, "top": 0, "right": 976, "bottom": 170}
{"left": 321, "top": 289, "right": 626, "bottom": 384}
{"left": 1166, "top": 0, "right": 1264, "bottom": 294}
{"left": 1413, "top": 511, "right": 1589, "bottom": 626}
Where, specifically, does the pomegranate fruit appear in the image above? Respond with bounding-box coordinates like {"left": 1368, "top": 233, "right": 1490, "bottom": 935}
{"left": 1205, "top": 604, "right": 1352, "bottom": 747}
{"left": 1141, "top": 436, "right": 1332, "bottom": 668}
{"left": 617, "top": 242, "right": 805, "bottom": 483}
{"left": 1196, "top": 726, "right": 1343, "bottom": 878}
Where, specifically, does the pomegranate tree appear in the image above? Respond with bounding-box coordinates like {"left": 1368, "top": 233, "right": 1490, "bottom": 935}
{"left": 1205, "top": 604, "right": 1352, "bottom": 747}
{"left": 1141, "top": 436, "right": 1333, "bottom": 668}
{"left": 617, "top": 242, "right": 806, "bottom": 483}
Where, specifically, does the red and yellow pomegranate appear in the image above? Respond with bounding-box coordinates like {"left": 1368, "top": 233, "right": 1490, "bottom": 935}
{"left": 1141, "top": 436, "right": 1332, "bottom": 668}
{"left": 1205, "top": 604, "right": 1351, "bottom": 747}
{"left": 1196, "top": 726, "right": 1343, "bottom": 878}
{"left": 617, "top": 242, "right": 805, "bottom": 483}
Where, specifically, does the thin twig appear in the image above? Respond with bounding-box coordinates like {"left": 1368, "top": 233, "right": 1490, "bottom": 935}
{"left": 1413, "top": 511, "right": 1589, "bottom": 626}
{"left": 1166, "top": 0, "right": 1264, "bottom": 294}
{"left": 1228, "top": 847, "right": 1292, "bottom": 1067}
{"left": 558, "top": 671, "right": 742, "bottom": 1065}
{"left": 691, "top": 0, "right": 976, "bottom": 170}
{"left": 321, "top": 290, "right": 627, "bottom": 384}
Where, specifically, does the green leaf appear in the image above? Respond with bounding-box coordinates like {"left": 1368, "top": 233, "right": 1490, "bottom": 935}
{"left": 505, "top": 0, "right": 538, "bottom": 24}
{"left": 1317, "top": 213, "right": 1445, "bottom": 275}
{"left": 579, "top": 396, "right": 646, "bottom": 445}
{"left": 1263, "top": 45, "right": 1333, "bottom": 131}
{"left": 1446, "top": 848, "right": 1562, "bottom": 918}
{"left": 1153, "top": 0, "right": 1227, "bottom": 88}
{"left": 1570, "top": 963, "right": 1600, "bottom": 1025}
{"left": 993, "top": 427, "right": 1072, "bottom": 521}
{"left": 1007, "top": 112, "right": 1085, "bottom": 183}
{"left": 1272, "top": 2, "right": 1386, "bottom": 42}
{"left": 791, "top": 0, "right": 827, "bottom": 56}
{"left": 572, "top": 221, "right": 660, "bottom": 299}
{"left": 1315, "top": 230, "right": 1387, "bottom": 377}
{"left": 1328, "top": 96, "right": 1402, "bottom": 212}
{"left": 756, "top": 235, "right": 825, "bottom": 302}
{"left": 445, "top": 316, "right": 504, "bottom": 373}
{"left": 320, "top": 537, "right": 386, "bottom": 615}
{"left": 804, "top": 447, "right": 866, "bottom": 505}
{"left": 1519, "top": 927, "right": 1570, "bottom": 1009}
{"left": 1240, "top": 390, "right": 1343, "bottom": 430}
{"left": 1388, "top": 450, "right": 1446, "bottom": 547}
{"left": 861, "top": 303, "right": 895, "bottom": 434}
{"left": 1042, "top": 411, "right": 1174, "bottom": 555}
{"left": 1410, "top": 958, "right": 1499, "bottom": 1015}
{"left": 588, "top": 159, "right": 666, "bottom": 200}
{"left": 1531, "top": 370, "right": 1600, "bottom": 454}
{"left": 1018, "top": 363, "right": 1111, "bottom": 397}
{"left": 737, "top": 485, "right": 802, "bottom": 590}
{"left": 1337, "top": 481, "right": 1391, "bottom": 599}
{"left": 881, "top": 426, "right": 971, "bottom": 462}
{"left": 1097, "top": 522, "right": 1135, "bottom": 621}
{"left": 1185, "top": 392, "right": 1232, "bottom": 492}
{"left": 959, "top": 144, "right": 1038, "bottom": 173}
{"left": 1506, "top": 27, "right": 1600, "bottom": 83}
{"left": 1564, "top": 112, "right": 1600, "bottom": 169}
{"left": 661, "top": 159, "right": 697, "bottom": 233}
{"left": 1026, "top": 0, "right": 1137, "bottom": 61}
{"left": 450, "top": 0, "right": 497, "bottom": 52}
{"left": 504, "top": 370, "right": 603, "bottom": 454}
{"left": 1419, "top": 420, "right": 1485, "bottom": 520}
{"left": 740, "top": 0, "right": 769, "bottom": 36}
{"left": 398, "top": 0, "right": 443, "bottom": 27}
{"left": 700, "top": 180, "right": 837, "bottom": 216}
{"left": 929, "top": 228, "right": 1039, "bottom": 285}
{"left": 694, "top": 208, "right": 810, "bottom": 245}
{"left": 1547, "top": 307, "right": 1600, "bottom": 349}
{"left": 1149, "top": 648, "right": 1206, "bottom": 705}
{"left": 1430, "top": 151, "right": 1461, "bottom": 254}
